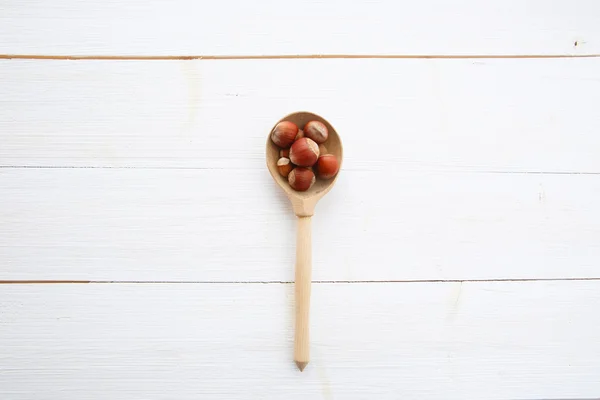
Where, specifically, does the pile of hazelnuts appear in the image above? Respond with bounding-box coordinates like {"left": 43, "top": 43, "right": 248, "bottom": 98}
{"left": 272, "top": 120, "right": 340, "bottom": 191}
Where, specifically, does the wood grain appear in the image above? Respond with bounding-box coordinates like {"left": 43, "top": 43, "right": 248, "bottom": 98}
{"left": 0, "top": 0, "right": 599, "bottom": 56}
{"left": 1, "top": 168, "right": 599, "bottom": 281}
{"left": 1, "top": 58, "right": 599, "bottom": 172}
{"left": 1, "top": 281, "right": 599, "bottom": 399}
{"left": 294, "top": 216, "right": 312, "bottom": 370}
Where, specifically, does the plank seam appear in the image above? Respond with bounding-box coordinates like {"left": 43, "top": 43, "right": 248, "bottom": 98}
{"left": 1, "top": 166, "right": 599, "bottom": 175}
{"left": 1, "top": 278, "right": 600, "bottom": 284}
{"left": 1, "top": 54, "right": 600, "bottom": 61}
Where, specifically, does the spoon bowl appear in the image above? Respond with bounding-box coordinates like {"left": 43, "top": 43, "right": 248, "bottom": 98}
{"left": 266, "top": 111, "right": 343, "bottom": 216}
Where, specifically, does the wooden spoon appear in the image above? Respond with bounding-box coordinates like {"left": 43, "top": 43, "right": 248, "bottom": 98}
{"left": 266, "top": 111, "right": 343, "bottom": 372}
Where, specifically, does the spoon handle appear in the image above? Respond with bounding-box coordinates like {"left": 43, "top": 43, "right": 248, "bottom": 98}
{"left": 294, "top": 215, "right": 312, "bottom": 372}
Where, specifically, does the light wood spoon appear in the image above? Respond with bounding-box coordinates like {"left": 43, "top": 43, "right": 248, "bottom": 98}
{"left": 266, "top": 111, "right": 343, "bottom": 372}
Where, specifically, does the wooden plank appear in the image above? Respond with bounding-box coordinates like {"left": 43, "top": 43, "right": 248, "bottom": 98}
{"left": 1, "top": 0, "right": 599, "bottom": 56}
{"left": 1, "top": 168, "right": 599, "bottom": 281}
{"left": 0, "top": 281, "right": 599, "bottom": 399}
{"left": 1, "top": 58, "right": 600, "bottom": 173}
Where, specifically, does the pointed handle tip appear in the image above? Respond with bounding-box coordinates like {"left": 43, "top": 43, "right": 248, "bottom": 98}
{"left": 295, "top": 361, "right": 308, "bottom": 372}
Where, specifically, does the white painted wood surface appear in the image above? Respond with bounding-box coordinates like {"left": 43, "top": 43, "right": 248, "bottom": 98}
{"left": 1, "top": 282, "right": 600, "bottom": 399}
{"left": 1, "top": 0, "right": 599, "bottom": 56}
{"left": 2, "top": 58, "right": 600, "bottom": 172}
{"left": 2, "top": 0, "right": 600, "bottom": 398}
{"left": 2, "top": 168, "right": 600, "bottom": 281}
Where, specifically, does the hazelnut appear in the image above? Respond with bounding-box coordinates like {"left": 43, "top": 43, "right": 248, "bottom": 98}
{"left": 295, "top": 129, "right": 305, "bottom": 140}
{"left": 277, "top": 157, "right": 293, "bottom": 177}
{"left": 280, "top": 148, "right": 290, "bottom": 158}
{"left": 289, "top": 137, "right": 320, "bottom": 167}
{"left": 271, "top": 121, "right": 298, "bottom": 148}
{"left": 288, "top": 167, "right": 316, "bottom": 191}
{"left": 304, "top": 121, "right": 328, "bottom": 144}
{"left": 316, "top": 154, "right": 339, "bottom": 179}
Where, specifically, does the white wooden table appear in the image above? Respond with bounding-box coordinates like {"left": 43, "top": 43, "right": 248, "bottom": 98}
{"left": 1, "top": 1, "right": 600, "bottom": 398}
